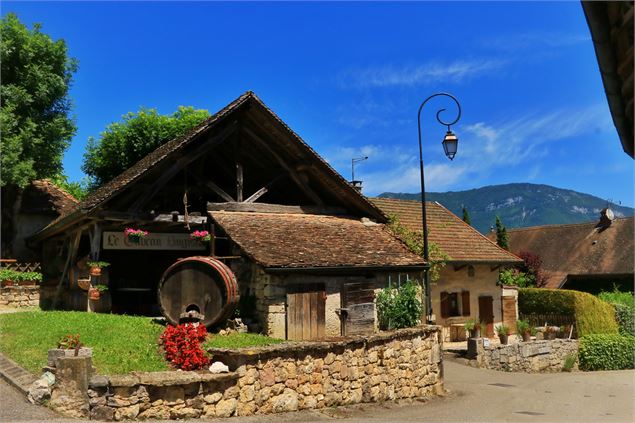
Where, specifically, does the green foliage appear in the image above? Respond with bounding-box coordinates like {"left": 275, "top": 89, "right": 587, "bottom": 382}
{"left": 0, "top": 269, "right": 42, "bottom": 283}
{"left": 82, "top": 106, "right": 210, "bottom": 187}
{"left": 498, "top": 268, "right": 535, "bottom": 288}
{"left": 612, "top": 304, "right": 635, "bottom": 336}
{"left": 516, "top": 319, "right": 530, "bottom": 334}
{"left": 562, "top": 353, "right": 577, "bottom": 372}
{"left": 578, "top": 334, "right": 635, "bottom": 371}
{"left": 387, "top": 215, "right": 450, "bottom": 283}
{"left": 57, "top": 333, "right": 81, "bottom": 349}
{"left": 519, "top": 288, "right": 618, "bottom": 336}
{"left": 598, "top": 288, "right": 634, "bottom": 308}
{"left": 50, "top": 174, "right": 89, "bottom": 201}
{"left": 203, "top": 333, "right": 283, "bottom": 350}
{"left": 495, "top": 324, "right": 509, "bottom": 336}
{"left": 1, "top": 13, "right": 77, "bottom": 187}
{"left": 495, "top": 215, "right": 509, "bottom": 250}
{"left": 462, "top": 206, "right": 472, "bottom": 225}
{"left": 376, "top": 280, "right": 422, "bottom": 330}
{"left": 94, "top": 284, "right": 108, "bottom": 292}
{"left": 86, "top": 261, "right": 110, "bottom": 269}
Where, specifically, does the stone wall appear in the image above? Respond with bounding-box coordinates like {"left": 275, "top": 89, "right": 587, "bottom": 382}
{"left": 0, "top": 285, "right": 39, "bottom": 308}
{"left": 81, "top": 326, "right": 443, "bottom": 420}
{"left": 474, "top": 339, "right": 579, "bottom": 372}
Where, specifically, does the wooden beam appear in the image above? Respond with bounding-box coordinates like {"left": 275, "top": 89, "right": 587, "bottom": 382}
{"left": 128, "top": 121, "right": 238, "bottom": 212}
{"left": 203, "top": 180, "right": 235, "bottom": 202}
{"left": 490, "top": 264, "right": 503, "bottom": 272}
{"left": 236, "top": 163, "right": 243, "bottom": 202}
{"left": 453, "top": 264, "right": 468, "bottom": 272}
{"left": 244, "top": 174, "right": 286, "bottom": 203}
{"left": 208, "top": 202, "right": 347, "bottom": 215}
{"left": 242, "top": 126, "right": 324, "bottom": 206}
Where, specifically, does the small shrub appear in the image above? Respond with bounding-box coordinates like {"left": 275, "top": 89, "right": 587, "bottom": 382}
{"left": 495, "top": 324, "right": 509, "bottom": 336}
{"left": 519, "top": 288, "right": 618, "bottom": 336}
{"left": 613, "top": 303, "right": 635, "bottom": 336}
{"left": 516, "top": 319, "right": 530, "bottom": 335}
{"left": 376, "top": 280, "right": 422, "bottom": 330}
{"left": 578, "top": 334, "right": 635, "bottom": 371}
{"left": 499, "top": 268, "right": 534, "bottom": 288}
{"left": 159, "top": 323, "right": 210, "bottom": 370}
{"left": 562, "top": 353, "right": 577, "bottom": 372}
{"left": 598, "top": 289, "right": 634, "bottom": 308}
{"left": 57, "top": 334, "right": 82, "bottom": 349}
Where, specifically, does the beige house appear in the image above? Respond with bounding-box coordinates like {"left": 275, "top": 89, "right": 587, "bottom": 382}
{"left": 371, "top": 198, "right": 523, "bottom": 341}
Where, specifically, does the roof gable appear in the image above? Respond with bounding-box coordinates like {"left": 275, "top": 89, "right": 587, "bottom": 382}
{"left": 34, "top": 92, "right": 386, "bottom": 240}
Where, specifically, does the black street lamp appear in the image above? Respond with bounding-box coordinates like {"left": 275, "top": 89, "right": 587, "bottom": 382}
{"left": 417, "top": 93, "right": 462, "bottom": 323}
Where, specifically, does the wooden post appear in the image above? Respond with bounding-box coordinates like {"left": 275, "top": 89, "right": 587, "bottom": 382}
{"left": 87, "top": 224, "right": 101, "bottom": 312}
{"left": 236, "top": 163, "right": 243, "bottom": 202}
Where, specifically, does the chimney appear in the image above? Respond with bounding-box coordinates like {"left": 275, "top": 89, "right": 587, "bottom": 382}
{"left": 350, "top": 180, "right": 363, "bottom": 192}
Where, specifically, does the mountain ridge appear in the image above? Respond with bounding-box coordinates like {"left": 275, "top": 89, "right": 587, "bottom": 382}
{"left": 377, "top": 183, "right": 634, "bottom": 234}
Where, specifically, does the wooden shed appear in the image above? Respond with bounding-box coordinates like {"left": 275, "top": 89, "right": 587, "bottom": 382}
{"left": 30, "top": 92, "right": 425, "bottom": 339}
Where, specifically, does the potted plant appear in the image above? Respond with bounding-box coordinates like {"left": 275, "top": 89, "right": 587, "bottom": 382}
{"left": 47, "top": 334, "right": 92, "bottom": 368}
{"left": 495, "top": 324, "right": 510, "bottom": 345}
{"left": 0, "top": 269, "right": 18, "bottom": 287}
{"left": 18, "top": 271, "right": 42, "bottom": 286}
{"left": 516, "top": 319, "right": 532, "bottom": 342}
{"left": 464, "top": 318, "right": 482, "bottom": 338}
{"left": 190, "top": 230, "right": 211, "bottom": 243}
{"left": 87, "top": 261, "right": 110, "bottom": 277}
{"left": 88, "top": 284, "right": 108, "bottom": 300}
{"left": 124, "top": 228, "right": 148, "bottom": 243}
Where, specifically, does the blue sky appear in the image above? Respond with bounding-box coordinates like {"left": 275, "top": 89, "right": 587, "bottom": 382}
{"left": 4, "top": 2, "right": 634, "bottom": 206}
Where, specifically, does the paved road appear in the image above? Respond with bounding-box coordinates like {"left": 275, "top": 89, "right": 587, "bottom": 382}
{"left": 2, "top": 358, "right": 633, "bottom": 423}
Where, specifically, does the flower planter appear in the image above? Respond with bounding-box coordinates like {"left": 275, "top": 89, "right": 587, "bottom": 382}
{"left": 546, "top": 332, "right": 557, "bottom": 340}
{"left": 522, "top": 332, "right": 532, "bottom": 342}
{"left": 47, "top": 347, "right": 93, "bottom": 367}
{"left": 1, "top": 280, "right": 14, "bottom": 287}
{"left": 89, "top": 267, "right": 102, "bottom": 276}
{"left": 128, "top": 236, "right": 141, "bottom": 244}
{"left": 77, "top": 278, "right": 91, "bottom": 291}
{"left": 19, "top": 280, "right": 37, "bottom": 286}
{"left": 498, "top": 334, "right": 509, "bottom": 345}
{"left": 88, "top": 288, "right": 101, "bottom": 301}
{"left": 469, "top": 329, "right": 481, "bottom": 338}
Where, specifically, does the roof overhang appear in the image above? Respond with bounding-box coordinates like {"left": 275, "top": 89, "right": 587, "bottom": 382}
{"left": 264, "top": 264, "right": 428, "bottom": 275}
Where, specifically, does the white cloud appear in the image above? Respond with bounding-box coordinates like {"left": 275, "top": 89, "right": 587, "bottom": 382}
{"left": 338, "top": 58, "right": 508, "bottom": 89}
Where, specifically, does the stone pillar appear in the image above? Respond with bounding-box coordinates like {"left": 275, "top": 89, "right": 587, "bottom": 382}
{"left": 49, "top": 356, "right": 92, "bottom": 418}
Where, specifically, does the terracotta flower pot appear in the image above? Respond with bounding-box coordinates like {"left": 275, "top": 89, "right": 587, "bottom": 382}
{"left": 88, "top": 288, "right": 101, "bottom": 301}
{"left": 89, "top": 267, "right": 102, "bottom": 276}
{"left": 470, "top": 328, "right": 481, "bottom": 338}
{"left": 522, "top": 331, "right": 532, "bottom": 342}
{"left": 128, "top": 236, "right": 140, "bottom": 244}
{"left": 1, "top": 280, "right": 14, "bottom": 287}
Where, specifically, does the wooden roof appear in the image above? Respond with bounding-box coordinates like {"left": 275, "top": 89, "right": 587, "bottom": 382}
{"left": 370, "top": 198, "right": 522, "bottom": 264}
{"left": 502, "top": 217, "right": 635, "bottom": 288}
{"left": 210, "top": 211, "right": 425, "bottom": 270}
{"left": 32, "top": 92, "right": 387, "bottom": 241}
{"left": 21, "top": 179, "right": 78, "bottom": 216}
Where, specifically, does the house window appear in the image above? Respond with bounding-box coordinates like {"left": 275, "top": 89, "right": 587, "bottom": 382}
{"left": 441, "top": 290, "right": 471, "bottom": 318}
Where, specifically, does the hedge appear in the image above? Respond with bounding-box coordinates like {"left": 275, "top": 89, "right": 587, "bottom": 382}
{"left": 518, "top": 288, "right": 618, "bottom": 336}
{"left": 578, "top": 334, "right": 635, "bottom": 371}
{"left": 613, "top": 303, "right": 635, "bottom": 336}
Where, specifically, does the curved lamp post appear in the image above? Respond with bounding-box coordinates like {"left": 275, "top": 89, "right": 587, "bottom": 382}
{"left": 417, "top": 93, "right": 462, "bottom": 323}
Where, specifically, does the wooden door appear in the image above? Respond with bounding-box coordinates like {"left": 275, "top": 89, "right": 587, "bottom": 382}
{"left": 501, "top": 296, "right": 517, "bottom": 334}
{"left": 342, "top": 282, "right": 376, "bottom": 336}
{"left": 478, "top": 296, "right": 494, "bottom": 337}
{"left": 286, "top": 285, "right": 325, "bottom": 340}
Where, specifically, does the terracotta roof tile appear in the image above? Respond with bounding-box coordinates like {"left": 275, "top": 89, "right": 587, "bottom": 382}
{"left": 210, "top": 211, "right": 425, "bottom": 269}
{"left": 370, "top": 198, "right": 522, "bottom": 264}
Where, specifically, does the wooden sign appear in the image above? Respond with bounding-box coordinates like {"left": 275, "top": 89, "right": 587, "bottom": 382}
{"left": 102, "top": 232, "right": 206, "bottom": 251}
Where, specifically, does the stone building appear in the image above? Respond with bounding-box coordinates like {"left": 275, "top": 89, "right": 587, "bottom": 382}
{"left": 371, "top": 198, "right": 523, "bottom": 341}
{"left": 30, "top": 92, "right": 425, "bottom": 338}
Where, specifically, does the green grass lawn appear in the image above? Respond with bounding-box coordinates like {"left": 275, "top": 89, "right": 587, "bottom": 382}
{"left": 0, "top": 310, "right": 282, "bottom": 375}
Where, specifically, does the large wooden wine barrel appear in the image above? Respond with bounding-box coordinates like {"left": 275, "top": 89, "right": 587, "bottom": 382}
{"left": 158, "top": 256, "right": 239, "bottom": 327}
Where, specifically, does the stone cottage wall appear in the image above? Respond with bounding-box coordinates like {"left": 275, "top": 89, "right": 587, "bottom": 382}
{"left": 474, "top": 339, "right": 579, "bottom": 372}
{"left": 0, "top": 285, "right": 39, "bottom": 308}
{"left": 83, "top": 326, "right": 443, "bottom": 420}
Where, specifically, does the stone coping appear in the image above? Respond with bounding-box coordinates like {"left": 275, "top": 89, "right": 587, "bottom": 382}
{"left": 208, "top": 326, "right": 441, "bottom": 364}
{"left": 482, "top": 339, "right": 578, "bottom": 351}
{"left": 101, "top": 371, "right": 237, "bottom": 388}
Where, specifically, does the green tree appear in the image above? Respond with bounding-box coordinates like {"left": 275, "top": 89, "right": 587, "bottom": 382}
{"left": 462, "top": 205, "right": 472, "bottom": 226}
{"left": 0, "top": 13, "right": 77, "bottom": 187}
{"left": 82, "top": 106, "right": 210, "bottom": 187}
{"left": 495, "top": 215, "right": 510, "bottom": 250}
{"left": 1, "top": 13, "right": 78, "bottom": 256}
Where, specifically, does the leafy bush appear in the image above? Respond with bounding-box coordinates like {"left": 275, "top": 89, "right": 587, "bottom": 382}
{"left": 159, "top": 323, "right": 210, "bottom": 370}
{"left": 519, "top": 288, "right": 618, "bottom": 336}
{"left": 376, "top": 280, "right": 422, "bottom": 330}
{"left": 612, "top": 303, "right": 635, "bottom": 336}
{"left": 578, "top": 334, "right": 635, "bottom": 371}
{"left": 499, "top": 268, "right": 534, "bottom": 288}
{"left": 562, "top": 353, "right": 577, "bottom": 372}
{"left": 0, "top": 269, "right": 42, "bottom": 283}
{"left": 495, "top": 324, "right": 509, "bottom": 336}
{"left": 516, "top": 319, "right": 530, "bottom": 335}
{"left": 598, "top": 289, "right": 634, "bottom": 307}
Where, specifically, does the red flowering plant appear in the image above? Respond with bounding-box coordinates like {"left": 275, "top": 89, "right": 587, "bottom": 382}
{"left": 190, "top": 230, "right": 211, "bottom": 243}
{"left": 159, "top": 323, "right": 210, "bottom": 370}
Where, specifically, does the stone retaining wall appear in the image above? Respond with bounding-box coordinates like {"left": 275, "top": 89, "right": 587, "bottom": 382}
{"left": 0, "top": 285, "right": 39, "bottom": 307}
{"left": 82, "top": 326, "right": 443, "bottom": 420}
{"left": 475, "top": 339, "right": 579, "bottom": 372}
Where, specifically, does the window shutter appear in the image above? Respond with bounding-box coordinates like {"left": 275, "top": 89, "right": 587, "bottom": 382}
{"left": 440, "top": 291, "right": 450, "bottom": 318}
{"left": 461, "top": 291, "right": 471, "bottom": 316}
